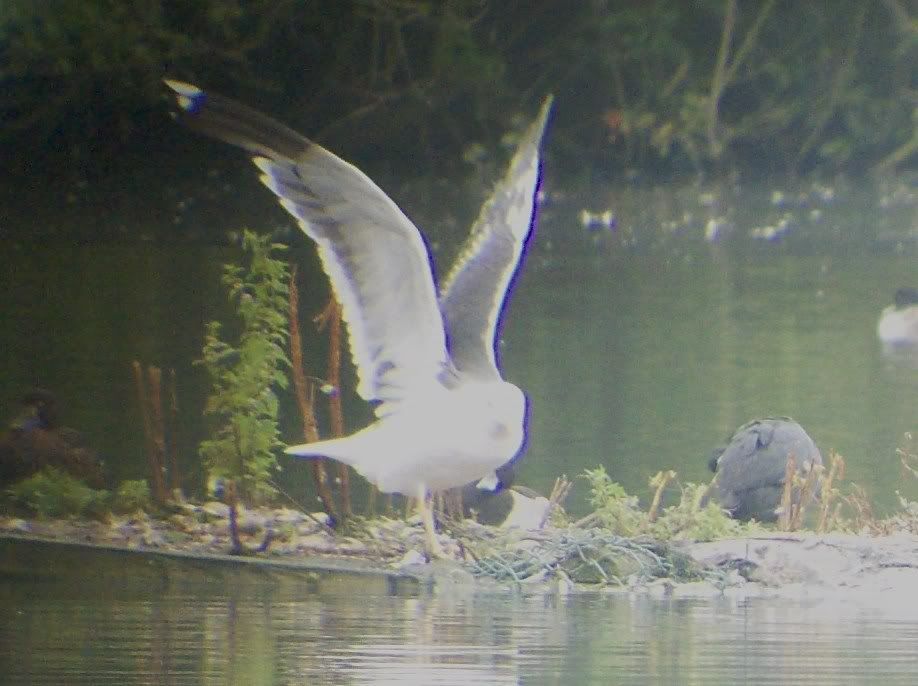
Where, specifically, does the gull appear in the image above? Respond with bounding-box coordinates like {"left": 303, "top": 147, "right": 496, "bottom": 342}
{"left": 165, "top": 80, "right": 553, "bottom": 557}
{"left": 877, "top": 287, "right": 918, "bottom": 348}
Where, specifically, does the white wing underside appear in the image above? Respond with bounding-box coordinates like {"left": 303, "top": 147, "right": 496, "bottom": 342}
{"left": 165, "top": 81, "right": 448, "bottom": 415}
{"left": 166, "top": 81, "right": 553, "bottom": 414}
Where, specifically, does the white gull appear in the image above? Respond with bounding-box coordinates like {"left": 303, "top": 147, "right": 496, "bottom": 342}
{"left": 166, "top": 80, "right": 553, "bottom": 557}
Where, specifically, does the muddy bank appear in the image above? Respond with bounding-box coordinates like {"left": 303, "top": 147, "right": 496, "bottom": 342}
{"left": 677, "top": 532, "right": 918, "bottom": 601}
{"left": 4, "top": 505, "right": 918, "bottom": 604}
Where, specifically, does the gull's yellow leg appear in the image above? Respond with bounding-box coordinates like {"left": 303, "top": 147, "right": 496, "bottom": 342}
{"left": 417, "top": 483, "right": 447, "bottom": 559}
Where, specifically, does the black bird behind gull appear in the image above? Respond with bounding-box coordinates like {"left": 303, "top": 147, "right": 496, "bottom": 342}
{"left": 166, "top": 80, "right": 553, "bottom": 557}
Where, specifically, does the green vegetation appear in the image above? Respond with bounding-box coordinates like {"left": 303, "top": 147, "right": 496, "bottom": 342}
{"left": 112, "top": 479, "right": 152, "bottom": 514}
{"left": 583, "top": 465, "right": 750, "bottom": 542}
{"left": 3, "top": 469, "right": 155, "bottom": 518}
{"left": 2, "top": 1, "right": 914, "bottom": 185}
{"left": 197, "top": 230, "right": 290, "bottom": 503}
{"left": 4, "top": 467, "right": 110, "bottom": 519}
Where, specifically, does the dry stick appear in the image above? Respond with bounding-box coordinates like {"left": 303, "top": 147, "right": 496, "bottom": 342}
{"left": 147, "top": 366, "right": 168, "bottom": 493}
{"left": 540, "top": 476, "right": 573, "bottom": 530}
{"left": 288, "top": 264, "right": 339, "bottom": 523}
{"left": 167, "top": 368, "right": 180, "bottom": 492}
{"left": 817, "top": 451, "right": 845, "bottom": 533}
{"left": 132, "top": 361, "right": 168, "bottom": 504}
{"left": 777, "top": 453, "right": 797, "bottom": 531}
{"left": 646, "top": 470, "right": 676, "bottom": 524}
{"left": 790, "top": 463, "right": 823, "bottom": 531}
{"left": 316, "top": 297, "right": 352, "bottom": 516}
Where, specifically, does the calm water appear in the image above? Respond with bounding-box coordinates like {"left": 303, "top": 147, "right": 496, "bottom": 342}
{"left": 2, "top": 177, "right": 915, "bottom": 511}
{"left": 3, "top": 545, "right": 918, "bottom": 685}
{"left": 1, "top": 177, "right": 917, "bottom": 681}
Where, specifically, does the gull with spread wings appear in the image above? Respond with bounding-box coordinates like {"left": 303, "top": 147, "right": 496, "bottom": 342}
{"left": 166, "top": 80, "right": 552, "bottom": 558}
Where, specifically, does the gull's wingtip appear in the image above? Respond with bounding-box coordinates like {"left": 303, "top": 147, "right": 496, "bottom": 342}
{"left": 536, "top": 94, "right": 555, "bottom": 128}
{"left": 163, "top": 79, "right": 206, "bottom": 113}
{"left": 516, "top": 94, "right": 554, "bottom": 151}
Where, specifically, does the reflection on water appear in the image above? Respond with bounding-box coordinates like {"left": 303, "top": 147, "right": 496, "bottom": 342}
{"left": 4, "top": 563, "right": 918, "bottom": 684}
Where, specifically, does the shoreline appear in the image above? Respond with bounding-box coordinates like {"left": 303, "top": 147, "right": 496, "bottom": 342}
{"left": 5, "top": 506, "right": 918, "bottom": 604}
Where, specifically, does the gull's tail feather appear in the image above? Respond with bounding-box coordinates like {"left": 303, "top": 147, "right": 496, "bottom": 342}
{"left": 286, "top": 437, "right": 387, "bottom": 491}
{"left": 286, "top": 438, "right": 359, "bottom": 463}
{"left": 164, "top": 79, "right": 309, "bottom": 160}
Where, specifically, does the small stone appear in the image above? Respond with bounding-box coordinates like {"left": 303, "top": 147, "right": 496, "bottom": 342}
{"left": 394, "top": 549, "right": 426, "bottom": 568}
{"left": 201, "top": 501, "right": 229, "bottom": 519}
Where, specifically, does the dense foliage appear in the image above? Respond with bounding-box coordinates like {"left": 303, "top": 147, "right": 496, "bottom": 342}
{"left": 0, "top": 0, "right": 913, "bottom": 181}
{"left": 4, "top": 467, "right": 110, "bottom": 518}
{"left": 198, "top": 231, "right": 290, "bottom": 503}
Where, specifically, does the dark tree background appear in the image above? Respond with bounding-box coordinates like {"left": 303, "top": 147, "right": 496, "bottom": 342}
{"left": 1, "top": 0, "right": 915, "bottom": 240}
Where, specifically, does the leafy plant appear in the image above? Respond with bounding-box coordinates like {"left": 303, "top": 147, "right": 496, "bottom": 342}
{"left": 650, "top": 483, "right": 750, "bottom": 542}
{"left": 198, "top": 230, "right": 290, "bottom": 503}
{"left": 112, "top": 479, "right": 152, "bottom": 514}
{"left": 582, "top": 465, "right": 644, "bottom": 536}
{"left": 5, "top": 466, "right": 110, "bottom": 518}
{"left": 583, "top": 465, "right": 750, "bottom": 542}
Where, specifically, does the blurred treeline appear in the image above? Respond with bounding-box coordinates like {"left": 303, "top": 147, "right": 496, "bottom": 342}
{"left": 1, "top": 0, "right": 915, "bottom": 186}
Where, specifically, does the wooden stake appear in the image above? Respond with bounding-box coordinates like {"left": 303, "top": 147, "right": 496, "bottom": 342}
{"left": 316, "top": 296, "right": 352, "bottom": 516}
{"left": 132, "top": 361, "right": 168, "bottom": 504}
{"left": 289, "top": 264, "right": 339, "bottom": 523}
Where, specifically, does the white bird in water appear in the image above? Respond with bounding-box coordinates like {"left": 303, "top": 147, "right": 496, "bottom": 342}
{"left": 165, "top": 80, "right": 553, "bottom": 558}
{"left": 878, "top": 287, "right": 918, "bottom": 348}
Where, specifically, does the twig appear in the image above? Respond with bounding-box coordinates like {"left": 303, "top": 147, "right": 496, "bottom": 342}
{"left": 646, "top": 470, "right": 677, "bottom": 524}
{"left": 778, "top": 453, "right": 797, "bottom": 530}
{"left": 540, "top": 476, "right": 573, "bottom": 529}
{"left": 817, "top": 451, "right": 845, "bottom": 533}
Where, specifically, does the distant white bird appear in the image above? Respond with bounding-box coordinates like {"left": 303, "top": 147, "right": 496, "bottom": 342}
{"left": 166, "top": 80, "right": 553, "bottom": 558}
{"left": 878, "top": 287, "right": 918, "bottom": 348}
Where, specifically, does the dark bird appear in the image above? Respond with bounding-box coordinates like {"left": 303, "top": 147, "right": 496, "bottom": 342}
{"left": 704, "top": 417, "right": 823, "bottom": 522}
{"left": 461, "top": 482, "right": 550, "bottom": 528}
{"left": 0, "top": 390, "right": 105, "bottom": 488}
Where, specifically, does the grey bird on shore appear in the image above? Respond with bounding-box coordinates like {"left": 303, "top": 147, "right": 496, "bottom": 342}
{"left": 704, "top": 417, "right": 823, "bottom": 522}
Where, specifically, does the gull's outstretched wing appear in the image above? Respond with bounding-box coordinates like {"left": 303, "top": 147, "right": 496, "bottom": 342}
{"left": 438, "top": 96, "right": 553, "bottom": 380}
{"left": 165, "top": 81, "right": 449, "bottom": 411}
